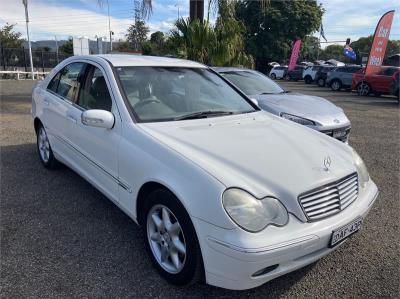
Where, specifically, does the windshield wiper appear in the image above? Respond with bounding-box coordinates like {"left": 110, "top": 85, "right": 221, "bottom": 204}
{"left": 174, "top": 110, "right": 235, "bottom": 120}
{"left": 259, "top": 92, "right": 276, "bottom": 95}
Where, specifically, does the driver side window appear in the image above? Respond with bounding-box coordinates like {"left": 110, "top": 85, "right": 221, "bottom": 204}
{"left": 77, "top": 66, "right": 112, "bottom": 112}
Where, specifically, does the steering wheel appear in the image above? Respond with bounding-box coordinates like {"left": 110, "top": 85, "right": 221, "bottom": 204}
{"left": 133, "top": 98, "right": 161, "bottom": 109}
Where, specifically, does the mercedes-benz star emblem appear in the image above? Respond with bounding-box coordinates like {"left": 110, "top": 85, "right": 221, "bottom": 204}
{"left": 323, "top": 156, "right": 332, "bottom": 171}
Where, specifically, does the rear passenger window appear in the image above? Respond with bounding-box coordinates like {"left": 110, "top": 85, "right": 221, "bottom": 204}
{"left": 47, "top": 72, "right": 61, "bottom": 92}
{"left": 56, "top": 63, "right": 85, "bottom": 102}
{"left": 77, "top": 66, "right": 112, "bottom": 112}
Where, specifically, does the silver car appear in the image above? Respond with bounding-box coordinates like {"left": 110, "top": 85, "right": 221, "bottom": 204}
{"left": 215, "top": 67, "right": 351, "bottom": 142}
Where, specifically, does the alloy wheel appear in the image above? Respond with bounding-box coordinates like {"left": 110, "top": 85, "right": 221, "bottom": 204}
{"left": 357, "top": 82, "right": 370, "bottom": 96}
{"left": 146, "top": 204, "right": 187, "bottom": 274}
{"left": 331, "top": 81, "right": 341, "bottom": 91}
{"left": 38, "top": 127, "right": 50, "bottom": 163}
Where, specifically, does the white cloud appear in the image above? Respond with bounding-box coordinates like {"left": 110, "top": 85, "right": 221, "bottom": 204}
{"left": 0, "top": 0, "right": 176, "bottom": 41}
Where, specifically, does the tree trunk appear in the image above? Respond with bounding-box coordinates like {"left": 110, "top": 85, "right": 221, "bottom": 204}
{"left": 190, "top": 0, "right": 204, "bottom": 21}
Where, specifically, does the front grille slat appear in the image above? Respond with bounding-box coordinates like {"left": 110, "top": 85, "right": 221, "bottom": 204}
{"left": 299, "top": 173, "right": 359, "bottom": 221}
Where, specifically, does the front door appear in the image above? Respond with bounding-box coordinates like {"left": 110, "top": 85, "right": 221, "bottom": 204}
{"left": 65, "top": 63, "right": 121, "bottom": 202}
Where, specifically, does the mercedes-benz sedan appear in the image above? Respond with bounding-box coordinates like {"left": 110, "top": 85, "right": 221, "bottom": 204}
{"left": 32, "top": 55, "right": 378, "bottom": 290}
{"left": 215, "top": 67, "right": 351, "bottom": 143}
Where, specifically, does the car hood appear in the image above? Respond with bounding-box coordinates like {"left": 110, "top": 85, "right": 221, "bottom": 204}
{"left": 139, "top": 111, "right": 357, "bottom": 221}
{"left": 252, "top": 93, "right": 350, "bottom": 127}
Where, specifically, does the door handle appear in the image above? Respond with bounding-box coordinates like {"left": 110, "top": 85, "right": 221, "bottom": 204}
{"left": 43, "top": 98, "right": 50, "bottom": 106}
{"left": 67, "top": 115, "right": 77, "bottom": 124}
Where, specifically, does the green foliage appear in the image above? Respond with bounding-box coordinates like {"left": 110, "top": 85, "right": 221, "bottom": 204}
{"left": 350, "top": 35, "right": 400, "bottom": 64}
{"left": 235, "top": 0, "right": 323, "bottom": 71}
{"left": 126, "top": 20, "right": 149, "bottom": 51}
{"left": 301, "top": 35, "right": 321, "bottom": 62}
{"left": 0, "top": 23, "right": 23, "bottom": 48}
{"left": 59, "top": 38, "right": 73, "bottom": 54}
{"left": 170, "top": 1, "right": 254, "bottom": 68}
{"left": 319, "top": 44, "right": 345, "bottom": 61}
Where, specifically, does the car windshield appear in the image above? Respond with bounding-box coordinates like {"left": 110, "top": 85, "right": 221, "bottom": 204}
{"left": 220, "top": 70, "right": 285, "bottom": 95}
{"left": 116, "top": 66, "right": 256, "bottom": 122}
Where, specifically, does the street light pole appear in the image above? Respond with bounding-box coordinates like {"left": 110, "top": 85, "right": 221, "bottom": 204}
{"left": 22, "top": 0, "right": 34, "bottom": 79}
{"left": 107, "top": 0, "right": 112, "bottom": 52}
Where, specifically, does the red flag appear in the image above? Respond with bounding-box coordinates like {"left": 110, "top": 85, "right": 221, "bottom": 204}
{"left": 365, "top": 10, "right": 395, "bottom": 76}
{"left": 288, "top": 39, "right": 301, "bottom": 71}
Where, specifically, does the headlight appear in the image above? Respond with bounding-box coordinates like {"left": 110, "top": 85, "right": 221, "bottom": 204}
{"left": 222, "top": 188, "right": 288, "bottom": 232}
{"left": 352, "top": 149, "right": 370, "bottom": 188}
{"left": 280, "top": 113, "right": 315, "bottom": 126}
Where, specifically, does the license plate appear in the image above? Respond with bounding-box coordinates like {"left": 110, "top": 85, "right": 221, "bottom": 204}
{"left": 329, "top": 217, "right": 363, "bottom": 247}
{"left": 333, "top": 130, "right": 347, "bottom": 138}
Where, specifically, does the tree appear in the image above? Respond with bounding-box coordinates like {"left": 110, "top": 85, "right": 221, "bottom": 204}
{"left": 235, "top": 0, "right": 323, "bottom": 72}
{"left": 0, "top": 23, "right": 23, "bottom": 48}
{"left": 319, "top": 44, "right": 345, "bottom": 61}
{"left": 59, "top": 38, "right": 73, "bottom": 54}
{"left": 126, "top": 20, "right": 149, "bottom": 51}
{"left": 301, "top": 35, "right": 321, "bottom": 62}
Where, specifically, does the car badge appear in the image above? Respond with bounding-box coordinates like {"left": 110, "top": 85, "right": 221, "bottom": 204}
{"left": 323, "top": 156, "right": 332, "bottom": 171}
{"left": 333, "top": 119, "right": 340, "bottom": 124}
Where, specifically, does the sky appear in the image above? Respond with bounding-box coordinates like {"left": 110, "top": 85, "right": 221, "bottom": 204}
{"left": 0, "top": 0, "right": 399, "bottom": 46}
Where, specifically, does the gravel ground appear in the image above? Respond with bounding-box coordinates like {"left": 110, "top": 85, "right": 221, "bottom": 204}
{"left": 1, "top": 82, "right": 399, "bottom": 298}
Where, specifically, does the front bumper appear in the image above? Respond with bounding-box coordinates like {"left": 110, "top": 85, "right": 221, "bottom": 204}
{"left": 193, "top": 180, "right": 378, "bottom": 290}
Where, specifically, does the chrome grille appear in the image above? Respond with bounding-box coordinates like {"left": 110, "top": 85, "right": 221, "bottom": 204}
{"left": 299, "top": 173, "right": 358, "bottom": 221}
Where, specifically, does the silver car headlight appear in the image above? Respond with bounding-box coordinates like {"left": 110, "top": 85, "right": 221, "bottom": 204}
{"left": 222, "top": 188, "right": 288, "bottom": 232}
{"left": 352, "top": 149, "right": 370, "bottom": 188}
{"left": 280, "top": 113, "right": 315, "bottom": 126}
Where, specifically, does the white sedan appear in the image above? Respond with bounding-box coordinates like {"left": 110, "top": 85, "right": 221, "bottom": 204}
{"left": 32, "top": 55, "right": 378, "bottom": 290}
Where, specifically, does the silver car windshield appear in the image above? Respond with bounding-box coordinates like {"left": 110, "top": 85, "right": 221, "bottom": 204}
{"left": 221, "top": 71, "right": 285, "bottom": 95}
{"left": 116, "top": 66, "right": 256, "bottom": 122}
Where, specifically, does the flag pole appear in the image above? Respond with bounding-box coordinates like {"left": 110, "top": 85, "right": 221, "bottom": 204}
{"left": 316, "top": 24, "right": 322, "bottom": 61}
{"left": 22, "top": 0, "right": 34, "bottom": 80}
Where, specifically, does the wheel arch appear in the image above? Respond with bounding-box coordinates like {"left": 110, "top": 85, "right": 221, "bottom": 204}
{"left": 34, "top": 117, "right": 43, "bottom": 134}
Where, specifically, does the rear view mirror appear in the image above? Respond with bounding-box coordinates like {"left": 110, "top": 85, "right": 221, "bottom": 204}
{"left": 81, "top": 109, "right": 115, "bottom": 129}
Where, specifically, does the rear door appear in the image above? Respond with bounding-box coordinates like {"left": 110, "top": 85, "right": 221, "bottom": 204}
{"left": 64, "top": 63, "right": 121, "bottom": 202}
{"left": 372, "top": 68, "right": 396, "bottom": 92}
{"left": 43, "top": 62, "right": 86, "bottom": 159}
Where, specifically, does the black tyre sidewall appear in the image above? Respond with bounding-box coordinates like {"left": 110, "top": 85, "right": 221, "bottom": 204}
{"left": 305, "top": 76, "right": 311, "bottom": 84}
{"left": 270, "top": 73, "right": 276, "bottom": 80}
{"left": 331, "top": 80, "right": 341, "bottom": 91}
{"left": 142, "top": 189, "right": 204, "bottom": 285}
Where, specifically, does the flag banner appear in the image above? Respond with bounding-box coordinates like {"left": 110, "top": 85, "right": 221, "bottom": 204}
{"left": 288, "top": 39, "right": 301, "bottom": 71}
{"left": 344, "top": 45, "right": 356, "bottom": 60}
{"left": 365, "top": 10, "right": 395, "bottom": 76}
{"left": 320, "top": 24, "right": 327, "bottom": 42}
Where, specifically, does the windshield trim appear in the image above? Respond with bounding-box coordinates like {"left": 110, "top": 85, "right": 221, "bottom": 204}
{"left": 111, "top": 65, "right": 260, "bottom": 124}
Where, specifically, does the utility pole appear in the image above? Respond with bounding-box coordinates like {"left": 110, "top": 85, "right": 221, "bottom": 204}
{"left": 22, "top": 0, "right": 34, "bottom": 79}
{"left": 106, "top": 0, "right": 112, "bottom": 52}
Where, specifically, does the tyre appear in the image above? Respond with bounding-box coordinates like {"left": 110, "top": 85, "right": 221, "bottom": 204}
{"left": 270, "top": 73, "right": 276, "bottom": 80}
{"left": 357, "top": 82, "right": 370, "bottom": 96}
{"left": 317, "top": 78, "right": 325, "bottom": 87}
{"left": 143, "top": 189, "right": 204, "bottom": 286}
{"left": 284, "top": 74, "right": 291, "bottom": 81}
{"left": 36, "top": 124, "right": 59, "bottom": 169}
{"left": 330, "top": 79, "right": 342, "bottom": 91}
{"left": 304, "top": 76, "right": 312, "bottom": 84}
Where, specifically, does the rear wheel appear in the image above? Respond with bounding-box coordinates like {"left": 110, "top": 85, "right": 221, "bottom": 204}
{"left": 284, "top": 74, "right": 291, "bottom": 81}
{"left": 143, "top": 189, "right": 204, "bottom": 285}
{"left": 357, "top": 82, "right": 370, "bottom": 96}
{"left": 304, "top": 76, "right": 312, "bottom": 84}
{"left": 270, "top": 73, "right": 276, "bottom": 80}
{"left": 317, "top": 78, "right": 326, "bottom": 87}
{"left": 36, "top": 124, "right": 59, "bottom": 169}
{"left": 330, "top": 80, "right": 342, "bottom": 91}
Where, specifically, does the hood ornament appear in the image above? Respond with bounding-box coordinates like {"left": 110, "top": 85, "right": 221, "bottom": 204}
{"left": 323, "top": 156, "right": 332, "bottom": 171}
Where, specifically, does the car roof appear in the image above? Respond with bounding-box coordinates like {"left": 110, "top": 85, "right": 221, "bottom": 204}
{"left": 212, "top": 67, "right": 255, "bottom": 73}
{"left": 89, "top": 54, "right": 206, "bottom": 68}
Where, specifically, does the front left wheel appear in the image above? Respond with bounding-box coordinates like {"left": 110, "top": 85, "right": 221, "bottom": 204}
{"left": 143, "top": 189, "right": 204, "bottom": 286}
{"left": 36, "top": 124, "right": 59, "bottom": 169}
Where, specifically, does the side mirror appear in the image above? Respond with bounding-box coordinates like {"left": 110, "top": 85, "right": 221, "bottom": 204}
{"left": 81, "top": 109, "right": 115, "bottom": 129}
{"left": 249, "top": 97, "right": 259, "bottom": 107}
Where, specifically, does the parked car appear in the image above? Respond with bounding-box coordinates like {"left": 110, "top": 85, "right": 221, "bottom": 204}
{"left": 32, "top": 55, "right": 378, "bottom": 291}
{"left": 326, "top": 66, "right": 363, "bottom": 91}
{"left": 215, "top": 67, "right": 352, "bottom": 143}
{"left": 390, "top": 71, "right": 399, "bottom": 102}
{"left": 268, "top": 65, "right": 287, "bottom": 79}
{"left": 303, "top": 65, "right": 323, "bottom": 84}
{"left": 315, "top": 66, "right": 336, "bottom": 87}
{"left": 285, "top": 65, "right": 306, "bottom": 81}
{"left": 352, "top": 66, "right": 400, "bottom": 97}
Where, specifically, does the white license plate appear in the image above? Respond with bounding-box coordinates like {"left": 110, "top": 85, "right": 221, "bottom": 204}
{"left": 333, "top": 130, "right": 347, "bottom": 138}
{"left": 329, "top": 217, "right": 363, "bottom": 247}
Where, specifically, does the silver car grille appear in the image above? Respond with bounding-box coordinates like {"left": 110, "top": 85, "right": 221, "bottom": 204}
{"left": 298, "top": 173, "right": 358, "bottom": 221}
